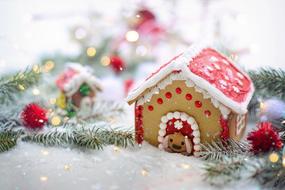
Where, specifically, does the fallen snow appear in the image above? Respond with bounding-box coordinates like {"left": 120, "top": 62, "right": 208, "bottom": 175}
{"left": 0, "top": 140, "right": 263, "bottom": 190}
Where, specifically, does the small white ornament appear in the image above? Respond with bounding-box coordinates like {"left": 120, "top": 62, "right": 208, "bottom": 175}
{"left": 193, "top": 137, "right": 200, "bottom": 144}
{"left": 192, "top": 130, "right": 200, "bottom": 137}
{"left": 191, "top": 124, "right": 198, "bottom": 130}
{"left": 174, "top": 120, "right": 183, "bottom": 130}
{"left": 173, "top": 112, "right": 180, "bottom": 119}
{"left": 167, "top": 113, "right": 174, "bottom": 120}
{"left": 180, "top": 113, "right": 188, "bottom": 121}
{"left": 159, "top": 129, "right": 166, "bottom": 137}
{"left": 158, "top": 144, "right": 164, "bottom": 150}
{"left": 161, "top": 116, "right": 168, "bottom": 123}
{"left": 159, "top": 123, "right": 166, "bottom": 129}
{"left": 194, "top": 145, "right": 201, "bottom": 151}
{"left": 187, "top": 117, "right": 195, "bottom": 125}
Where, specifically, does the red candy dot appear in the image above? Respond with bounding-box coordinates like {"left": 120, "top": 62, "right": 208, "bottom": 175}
{"left": 204, "top": 110, "right": 211, "bottom": 117}
{"left": 148, "top": 105, "right": 154, "bottom": 111}
{"left": 185, "top": 93, "right": 192, "bottom": 100}
{"left": 175, "top": 87, "right": 182, "bottom": 94}
{"left": 157, "top": 98, "right": 163, "bottom": 104}
{"left": 165, "top": 92, "right": 172, "bottom": 99}
{"left": 195, "top": 101, "right": 202, "bottom": 108}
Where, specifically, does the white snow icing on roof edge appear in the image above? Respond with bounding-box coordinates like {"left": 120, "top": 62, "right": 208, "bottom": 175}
{"left": 63, "top": 63, "right": 103, "bottom": 97}
{"left": 126, "top": 43, "right": 254, "bottom": 115}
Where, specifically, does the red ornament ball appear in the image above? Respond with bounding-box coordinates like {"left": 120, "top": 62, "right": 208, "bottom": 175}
{"left": 247, "top": 122, "right": 283, "bottom": 154}
{"left": 135, "top": 9, "right": 156, "bottom": 28}
{"left": 110, "top": 55, "right": 125, "bottom": 74}
{"left": 21, "top": 103, "right": 48, "bottom": 129}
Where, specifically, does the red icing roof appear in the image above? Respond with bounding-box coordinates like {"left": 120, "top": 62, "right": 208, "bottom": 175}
{"left": 189, "top": 48, "right": 251, "bottom": 103}
{"left": 56, "top": 68, "right": 78, "bottom": 91}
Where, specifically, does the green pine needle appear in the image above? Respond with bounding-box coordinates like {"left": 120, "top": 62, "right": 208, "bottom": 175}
{"left": 197, "top": 139, "right": 250, "bottom": 161}
{"left": 73, "top": 128, "right": 104, "bottom": 150}
{"left": 99, "top": 128, "right": 135, "bottom": 148}
{"left": 22, "top": 129, "right": 73, "bottom": 146}
{"left": 0, "top": 132, "right": 19, "bottom": 153}
{"left": 0, "top": 67, "right": 41, "bottom": 104}
{"left": 20, "top": 126, "right": 134, "bottom": 151}
{"left": 249, "top": 68, "right": 285, "bottom": 100}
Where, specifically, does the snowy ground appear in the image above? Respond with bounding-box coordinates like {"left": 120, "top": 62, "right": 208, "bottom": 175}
{"left": 0, "top": 140, "right": 262, "bottom": 190}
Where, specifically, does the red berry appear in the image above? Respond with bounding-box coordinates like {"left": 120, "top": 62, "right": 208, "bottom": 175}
{"left": 157, "top": 98, "right": 163, "bottom": 104}
{"left": 195, "top": 101, "right": 202, "bottom": 108}
{"left": 175, "top": 87, "right": 182, "bottom": 94}
{"left": 204, "top": 110, "right": 211, "bottom": 117}
{"left": 185, "top": 93, "right": 192, "bottom": 100}
{"left": 165, "top": 92, "right": 172, "bottom": 99}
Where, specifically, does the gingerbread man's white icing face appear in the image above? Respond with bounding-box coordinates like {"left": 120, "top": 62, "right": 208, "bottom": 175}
{"left": 167, "top": 132, "right": 191, "bottom": 153}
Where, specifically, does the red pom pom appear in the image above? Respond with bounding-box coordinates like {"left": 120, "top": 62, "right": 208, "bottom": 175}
{"left": 247, "top": 122, "right": 283, "bottom": 154}
{"left": 110, "top": 55, "right": 125, "bottom": 74}
{"left": 21, "top": 103, "right": 48, "bottom": 129}
{"left": 135, "top": 9, "right": 156, "bottom": 28}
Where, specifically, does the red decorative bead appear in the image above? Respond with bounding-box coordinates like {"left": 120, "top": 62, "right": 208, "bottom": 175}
{"left": 165, "top": 92, "right": 172, "bottom": 99}
{"left": 157, "top": 98, "right": 163, "bottom": 104}
{"left": 137, "top": 105, "right": 143, "bottom": 111}
{"left": 195, "top": 101, "right": 202, "bottom": 108}
{"left": 185, "top": 93, "right": 192, "bottom": 100}
{"left": 148, "top": 105, "right": 154, "bottom": 111}
{"left": 204, "top": 110, "right": 211, "bottom": 117}
{"left": 175, "top": 87, "right": 182, "bottom": 94}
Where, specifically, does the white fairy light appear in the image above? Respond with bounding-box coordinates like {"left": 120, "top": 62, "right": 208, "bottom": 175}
{"left": 125, "top": 30, "right": 139, "bottom": 42}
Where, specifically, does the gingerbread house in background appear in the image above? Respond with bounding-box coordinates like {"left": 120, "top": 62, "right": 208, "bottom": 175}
{"left": 56, "top": 64, "right": 102, "bottom": 114}
{"left": 126, "top": 44, "right": 254, "bottom": 156}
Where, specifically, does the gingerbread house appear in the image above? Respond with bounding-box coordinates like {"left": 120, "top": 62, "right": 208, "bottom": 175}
{"left": 126, "top": 44, "right": 254, "bottom": 156}
{"left": 56, "top": 64, "right": 102, "bottom": 116}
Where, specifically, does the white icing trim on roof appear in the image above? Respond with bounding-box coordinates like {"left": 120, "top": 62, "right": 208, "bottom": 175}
{"left": 126, "top": 44, "right": 254, "bottom": 114}
{"left": 136, "top": 72, "right": 231, "bottom": 119}
{"left": 63, "top": 63, "right": 102, "bottom": 97}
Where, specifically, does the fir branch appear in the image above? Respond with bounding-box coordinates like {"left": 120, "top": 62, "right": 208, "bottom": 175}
{"left": 0, "top": 131, "right": 19, "bottom": 152}
{"left": 22, "top": 129, "right": 73, "bottom": 146}
{"left": 0, "top": 67, "right": 41, "bottom": 104}
{"left": 253, "top": 154, "right": 285, "bottom": 189}
{"left": 73, "top": 128, "right": 103, "bottom": 150}
{"left": 249, "top": 68, "right": 285, "bottom": 100}
{"left": 197, "top": 139, "right": 250, "bottom": 161}
{"left": 0, "top": 116, "right": 21, "bottom": 131}
{"left": 21, "top": 125, "right": 134, "bottom": 150}
{"left": 99, "top": 128, "right": 135, "bottom": 148}
{"left": 204, "top": 157, "right": 248, "bottom": 184}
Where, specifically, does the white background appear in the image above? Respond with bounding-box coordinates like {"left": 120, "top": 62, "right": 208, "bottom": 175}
{"left": 0, "top": 0, "right": 284, "bottom": 74}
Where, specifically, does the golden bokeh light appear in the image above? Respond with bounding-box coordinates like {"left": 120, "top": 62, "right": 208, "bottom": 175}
{"left": 86, "top": 47, "right": 97, "bottom": 57}
{"left": 125, "top": 30, "right": 139, "bottom": 42}
{"left": 18, "top": 84, "right": 25, "bottom": 91}
{"left": 33, "top": 64, "right": 41, "bottom": 73}
{"left": 269, "top": 152, "right": 279, "bottom": 163}
{"left": 101, "top": 56, "right": 111, "bottom": 66}
{"left": 51, "top": 116, "right": 61, "bottom": 126}
{"left": 141, "top": 169, "right": 149, "bottom": 177}
{"left": 43, "top": 60, "right": 55, "bottom": 72}
{"left": 32, "top": 88, "right": 40, "bottom": 96}
{"left": 40, "top": 176, "right": 48, "bottom": 182}
{"left": 49, "top": 98, "right": 56, "bottom": 105}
